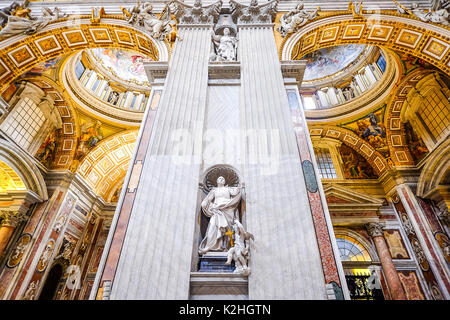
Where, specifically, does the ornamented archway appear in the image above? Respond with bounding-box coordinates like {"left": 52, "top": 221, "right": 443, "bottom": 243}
{"left": 280, "top": 12, "right": 450, "bottom": 75}
{"left": 0, "top": 16, "right": 169, "bottom": 94}
{"left": 0, "top": 139, "right": 47, "bottom": 201}
{"left": 309, "top": 125, "right": 389, "bottom": 177}
{"left": 384, "top": 68, "right": 433, "bottom": 166}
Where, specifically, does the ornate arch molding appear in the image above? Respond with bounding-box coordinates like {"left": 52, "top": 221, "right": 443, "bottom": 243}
{"left": 416, "top": 139, "right": 450, "bottom": 200}
{"left": 309, "top": 125, "right": 389, "bottom": 177}
{"left": 0, "top": 17, "right": 169, "bottom": 94}
{"left": 384, "top": 68, "right": 433, "bottom": 166}
{"left": 20, "top": 74, "right": 79, "bottom": 170}
{"left": 280, "top": 13, "right": 450, "bottom": 75}
{"left": 0, "top": 139, "right": 47, "bottom": 201}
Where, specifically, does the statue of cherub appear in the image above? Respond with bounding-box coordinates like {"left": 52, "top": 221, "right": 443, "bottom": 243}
{"left": 225, "top": 219, "right": 254, "bottom": 275}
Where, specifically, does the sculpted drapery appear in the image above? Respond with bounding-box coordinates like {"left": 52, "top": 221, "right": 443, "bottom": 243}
{"left": 199, "top": 176, "right": 241, "bottom": 255}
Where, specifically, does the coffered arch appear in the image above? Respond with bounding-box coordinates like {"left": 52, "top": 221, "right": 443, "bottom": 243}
{"left": 384, "top": 68, "right": 434, "bottom": 166}
{"left": 77, "top": 130, "right": 138, "bottom": 201}
{"left": 280, "top": 12, "right": 450, "bottom": 75}
{"left": 309, "top": 125, "right": 389, "bottom": 177}
{"left": 0, "top": 16, "right": 169, "bottom": 94}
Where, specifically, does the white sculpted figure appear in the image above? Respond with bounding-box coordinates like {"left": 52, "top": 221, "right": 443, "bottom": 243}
{"left": 199, "top": 176, "right": 241, "bottom": 255}
{"left": 394, "top": 1, "right": 449, "bottom": 26}
{"left": 0, "top": 6, "right": 62, "bottom": 39}
{"left": 278, "top": 2, "right": 320, "bottom": 37}
{"left": 211, "top": 27, "right": 238, "bottom": 62}
{"left": 121, "top": 2, "right": 175, "bottom": 40}
{"left": 225, "top": 219, "right": 254, "bottom": 275}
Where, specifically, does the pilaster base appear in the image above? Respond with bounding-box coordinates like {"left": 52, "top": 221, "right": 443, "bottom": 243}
{"left": 189, "top": 272, "right": 248, "bottom": 300}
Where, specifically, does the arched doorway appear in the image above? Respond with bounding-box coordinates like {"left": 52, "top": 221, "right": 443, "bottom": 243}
{"left": 38, "top": 264, "right": 63, "bottom": 300}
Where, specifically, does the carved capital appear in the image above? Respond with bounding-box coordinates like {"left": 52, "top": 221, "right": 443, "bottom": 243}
{"left": 0, "top": 210, "right": 27, "bottom": 227}
{"left": 366, "top": 223, "right": 384, "bottom": 238}
{"left": 172, "top": 0, "right": 222, "bottom": 26}
{"left": 230, "top": 0, "right": 278, "bottom": 25}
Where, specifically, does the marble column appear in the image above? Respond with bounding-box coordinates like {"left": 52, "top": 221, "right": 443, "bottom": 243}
{"left": 366, "top": 223, "right": 406, "bottom": 300}
{"left": 0, "top": 210, "right": 26, "bottom": 257}
{"left": 234, "top": 4, "right": 328, "bottom": 299}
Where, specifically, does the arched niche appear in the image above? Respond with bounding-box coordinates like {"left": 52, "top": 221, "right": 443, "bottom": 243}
{"left": 0, "top": 139, "right": 47, "bottom": 201}
{"left": 198, "top": 165, "right": 244, "bottom": 241}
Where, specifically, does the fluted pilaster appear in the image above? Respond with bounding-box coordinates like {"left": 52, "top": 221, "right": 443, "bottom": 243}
{"left": 238, "top": 22, "right": 327, "bottom": 298}
{"left": 109, "top": 24, "right": 212, "bottom": 300}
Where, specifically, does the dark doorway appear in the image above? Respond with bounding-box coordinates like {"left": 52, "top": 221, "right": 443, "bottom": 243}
{"left": 38, "top": 264, "right": 63, "bottom": 300}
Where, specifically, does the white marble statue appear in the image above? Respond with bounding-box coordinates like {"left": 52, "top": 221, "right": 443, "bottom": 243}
{"left": 211, "top": 27, "right": 238, "bottom": 62}
{"left": 277, "top": 2, "right": 320, "bottom": 37}
{"left": 394, "top": 1, "right": 449, "bottom": 26}
{"left": 225, "top": 219, "right": 254, "bottom": 275}
{"left": 121, "top": 2, "right": 175, "bottom": 40}
{"left": 0, "top": 6, "right": 62, "bottom": 39}
{"left": 199, "top": 176, "right": 241, "bottom": 255}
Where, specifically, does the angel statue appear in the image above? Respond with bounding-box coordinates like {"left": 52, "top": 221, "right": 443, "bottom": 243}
{"left": 225, "top": 219, "right": 254, "bottom": 275}
{"left": 394, "top": 0, "right": 449, "bottom": 26}
{"left": 121, "top": 2, "right": 175, "bottom": 40}
{"left": 199, "top": 176, "right": 242, "bottom": 255}
{"left": 0, "top": 2, "right": 63, "bottom": 39}
{"left": 211, "top": 27, "right": 238, "bottom": 62}
{"left": 278, "top": 1, "right": 320, "bottom": 37}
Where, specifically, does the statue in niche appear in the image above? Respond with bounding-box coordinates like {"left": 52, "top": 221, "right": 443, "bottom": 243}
{"left": 211, "top": 27, "right": 238, "bottom": 62}
{"left": 199, "top": 172, "right": 254, "bottom": 275}
{"left": 277, "top": 2, "right": 320, "bottom": 38}
{"left": 199, "top": 176, "right": 242, "bottom": 255}
{"left": 225, "top": 219, "right": 254, "bottom": 275}
{"left": 121, "top": 2, "right": 175, "bottom": 40}
{"left": 342, "top": 86, "right": 355, "bottom": 101}
{"left": 107, "top": 91, "right": 120, "bottom": 105}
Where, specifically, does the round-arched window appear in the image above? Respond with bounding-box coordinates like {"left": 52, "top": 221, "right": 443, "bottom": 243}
{"left": 336, "top": 235, "right": 371, "bottom": 262}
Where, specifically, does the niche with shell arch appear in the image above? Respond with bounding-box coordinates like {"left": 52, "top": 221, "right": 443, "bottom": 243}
{"left": 198, "top": 165, "right": 245, "bottom": 247}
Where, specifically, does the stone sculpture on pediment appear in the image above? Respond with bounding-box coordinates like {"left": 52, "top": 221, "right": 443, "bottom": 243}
{"left": 121, "top": 2, "right": 175, "bottom": 40}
